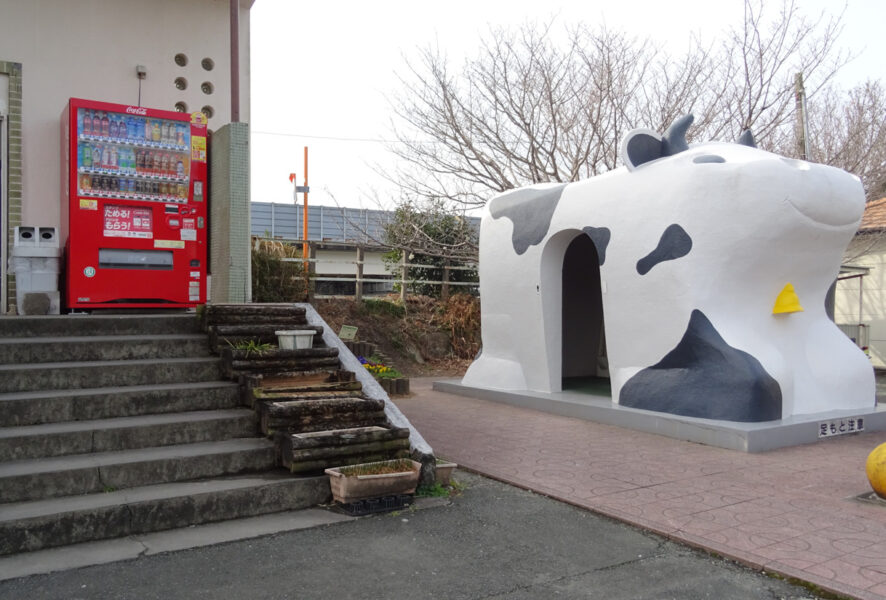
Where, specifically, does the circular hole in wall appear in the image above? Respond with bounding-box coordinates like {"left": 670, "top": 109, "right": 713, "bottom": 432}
{"left": 201, "top": 58, "right": 215, "bottom": 71}
{"left": 174, "top": 102, "right": 189, "bottom": 113}
{"left": 201, "top": 105, "right": 215, "bottom": 119}
{"left": 200, "top": 81, "right": 214, "bottom": 95}
{"left": 174, "top": 77, "right": 188, "bottom": 90}
{"left": 174, "top": 53, "right": 188, "bottom": 67}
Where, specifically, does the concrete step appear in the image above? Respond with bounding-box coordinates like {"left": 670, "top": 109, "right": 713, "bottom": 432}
{"left": 0, "top": 313, "right": 200, "bottom": 338}
{"left": 0, "top": 334, "right": 211, "bottom": 364}
{"left": 0, "top": 409, "right": 258, "bottom": 461}
{"left": 0, "top": 472, "right": 330, "bottom": 555}
{"left": 0, "top": 438, "right": 277, "bottom": 503}
{"left": 0, "top": 381, "right": 240, "bottom": 427}
{"left": 0, "top": 357, "right": 223, "bottom": 394}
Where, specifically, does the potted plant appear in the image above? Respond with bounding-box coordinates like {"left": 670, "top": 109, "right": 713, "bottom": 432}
{"left": 435, "top": 457, "right": 458, "bottom": 486}
{"left": 325, "top": 458, "right": 421, "bottom": 503}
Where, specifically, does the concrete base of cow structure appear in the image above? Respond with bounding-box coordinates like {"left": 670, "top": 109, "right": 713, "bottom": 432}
{"left": 460, "top": 114, "right": 878, "bottom": 441}
{"left": 435, "top": 378, "right": 886, "bottom": 453}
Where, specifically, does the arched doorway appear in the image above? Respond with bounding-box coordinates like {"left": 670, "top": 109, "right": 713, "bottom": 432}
{"left": 562, "top": 233, "right": 610, "bottom": 394}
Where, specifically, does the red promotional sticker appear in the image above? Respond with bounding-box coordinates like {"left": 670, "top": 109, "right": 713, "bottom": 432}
{"left": 103, "top": 205, "right": 153, "bottom": 238}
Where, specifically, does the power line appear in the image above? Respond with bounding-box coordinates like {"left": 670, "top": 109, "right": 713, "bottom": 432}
{"left": 251, "top": 129, "right": 443, "bottom": 145}
{"left": 251, "top": 130, "right": 400, "bottom": 143}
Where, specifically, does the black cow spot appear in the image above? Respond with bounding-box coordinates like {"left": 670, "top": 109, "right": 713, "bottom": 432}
{"left": 582, "top": 227, "right": 611, "bottom": 266}
{"left": 489, "top": 184, "right": 567, "bottom": 255}
{"left": 636, "top": 224, "right": 692, "bottom": 275}
{"left": 620, "top": 310, "right": 782, "bottom": 422}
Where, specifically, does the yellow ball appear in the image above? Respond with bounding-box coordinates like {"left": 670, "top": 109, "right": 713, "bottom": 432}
{"left": 867, "top": 442, "right": 886, "bottom": 499}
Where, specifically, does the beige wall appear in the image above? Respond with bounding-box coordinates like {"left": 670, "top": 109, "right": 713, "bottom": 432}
{"left": 0, "top": 0, "right": 251, "bottom": 231}
{"left": 835, "top": 234, "right": 886, "bottom": 367}
{"left": 315, "top": 249, "right": 390, "bottom": 276}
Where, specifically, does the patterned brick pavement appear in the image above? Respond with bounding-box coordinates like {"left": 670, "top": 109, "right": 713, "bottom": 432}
{"left": 399, "top": 378, "right": 886, "bottom": 600}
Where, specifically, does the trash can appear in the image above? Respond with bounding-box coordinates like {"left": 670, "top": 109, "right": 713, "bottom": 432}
{"left": 10, "top": 226, "right": 61, "bottom": 315}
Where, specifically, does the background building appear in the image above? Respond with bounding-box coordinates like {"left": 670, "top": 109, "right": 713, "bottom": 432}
{"left": 0, "top": 0, "right": 253, "bottom": 314}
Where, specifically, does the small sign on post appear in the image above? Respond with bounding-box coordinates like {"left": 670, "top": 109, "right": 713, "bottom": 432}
{"left": 339, "top": 325, "right": 358, "bottom": 341}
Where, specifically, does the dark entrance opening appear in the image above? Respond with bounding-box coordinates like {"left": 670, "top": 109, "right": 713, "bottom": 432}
{"left": 562, "top": 233, "right": 610, "bottom": 396}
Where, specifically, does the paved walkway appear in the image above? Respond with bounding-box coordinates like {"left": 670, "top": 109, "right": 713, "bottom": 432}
{"left": 398, "top": 378, "right": 886, "bottom": 600}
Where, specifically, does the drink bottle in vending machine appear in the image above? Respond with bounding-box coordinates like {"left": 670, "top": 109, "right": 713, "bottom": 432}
{"left": 61, "top": 98, "right": 209, "bottom": 309}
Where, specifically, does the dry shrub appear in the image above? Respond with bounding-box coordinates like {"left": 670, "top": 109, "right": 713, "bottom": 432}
{"left": 251, "top": 237, "right": 309, "bottom": 302}
{"left": 435, "top": 294, "right": 481, "bottom": 359}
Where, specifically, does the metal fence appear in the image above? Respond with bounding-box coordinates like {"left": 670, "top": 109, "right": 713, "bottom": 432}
{"left": 251, "top": 202, "right": 391, "bottom": 244}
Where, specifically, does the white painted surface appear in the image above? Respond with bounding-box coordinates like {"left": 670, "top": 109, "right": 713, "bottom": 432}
{"left": 315, "top": 248, "right": 389, "bottom": 276}
{"left": 0, "top": 0, "right": 251, "bottom": 232}
{"left": 836, "top": 237, "right": 886, "bottom": 368}
{"left": 464, "top": 138, "right": 874, "bottom": 419}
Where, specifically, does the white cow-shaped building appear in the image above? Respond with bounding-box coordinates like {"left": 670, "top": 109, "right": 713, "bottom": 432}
{"left": 462, "top": 115, "right": 875, "bottom": 422}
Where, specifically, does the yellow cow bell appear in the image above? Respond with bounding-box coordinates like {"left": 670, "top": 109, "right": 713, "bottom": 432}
{"left": 773, "top": 283, "right": 804, "bottom": 315}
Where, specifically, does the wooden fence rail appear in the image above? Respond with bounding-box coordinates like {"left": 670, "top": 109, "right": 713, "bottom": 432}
{"left": 261, "top": 237, "right": 478, "bottom": 302}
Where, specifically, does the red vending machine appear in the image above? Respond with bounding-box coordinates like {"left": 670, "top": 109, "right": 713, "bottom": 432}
{"left": 61, "top": 98, "right": 208, "bottom": 309}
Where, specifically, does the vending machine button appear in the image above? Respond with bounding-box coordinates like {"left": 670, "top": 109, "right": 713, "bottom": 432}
{"left": 167, "top": 218, "right": 181, "bottom": 228}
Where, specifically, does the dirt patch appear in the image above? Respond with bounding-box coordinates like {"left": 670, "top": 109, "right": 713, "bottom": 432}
{"left": 313, "top": 295, "right": 479, "bottom": 378}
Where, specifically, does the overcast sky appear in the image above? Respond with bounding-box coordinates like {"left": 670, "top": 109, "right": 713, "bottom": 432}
{"left": 249, "top": 0, "right": 886, "bottom": 211}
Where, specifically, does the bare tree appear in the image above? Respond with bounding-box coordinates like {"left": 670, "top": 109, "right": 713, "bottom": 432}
{"left": 387, "top": 0, "right": 863, "bottom": 212}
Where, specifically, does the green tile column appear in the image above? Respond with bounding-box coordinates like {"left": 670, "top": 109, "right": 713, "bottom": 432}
{"left": 1, "top": 61, "right": 23, "bottom": 313}
{"left": 209, "top": 122, "right": 251, "bottom": 303}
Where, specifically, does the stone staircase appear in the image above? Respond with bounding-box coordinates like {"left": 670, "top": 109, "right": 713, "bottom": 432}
{"left": 204, "top": 304, "right": 414, "bottom": 475}
{"left": 0, "top": 313, "right": 329, "bottom": 556}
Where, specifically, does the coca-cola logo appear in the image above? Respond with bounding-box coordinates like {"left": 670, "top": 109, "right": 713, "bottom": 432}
{"left": 125, "top": 106, "right": 148, "bottom": 116}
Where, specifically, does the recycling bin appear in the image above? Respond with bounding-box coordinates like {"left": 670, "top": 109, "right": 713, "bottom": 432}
{"left": 10, "top": 226, "right": 61, "bottom": 315}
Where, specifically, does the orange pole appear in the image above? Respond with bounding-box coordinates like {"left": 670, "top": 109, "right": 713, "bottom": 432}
{"left": 302, "top": 147, "right": 309, "bottom": 262}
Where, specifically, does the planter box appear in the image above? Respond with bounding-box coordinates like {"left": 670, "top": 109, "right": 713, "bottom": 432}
{"left": 379, "top": 377, "right": 410, "bottom": 395}
{"left": 435, "top": 461, "right": 458, "bottom": 486}
{"left": 276, "top": 329, "right": 315, "bottom": 350}
{"left": 325, "top": 459, "right": 421, "bottom": 503}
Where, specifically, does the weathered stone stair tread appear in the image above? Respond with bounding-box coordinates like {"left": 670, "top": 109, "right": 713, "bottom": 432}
{"left": 0, "top": 409, "right": 257, "bottom": 460}
{"left": 256, "top": 389, "right": 362, "bottom": 401}
{"left": 281, "top": 426, "right": 411, "bottom": 474}
{"left": 0, "top": 438, "right": 273, "bottom": 477}
{"left": 0, "top": 473, "right": 330, "bottom": 555}
{"left": 289, "top": 425, "right": 410, "bottom": 448}
{"left": 224, "top": 347, "right": 338, "bottom": 360}
{"left": 0, "top": 334, "right": 211, "bottom": 363}
{"left": 0, "top": 409, "right": 251, "bottom": 439}
{"left": 0, "top": 333, "right": 207, "bottom": 345}
{"left": 263, "top": 397, "right": 385, "bottom": 414}
{"left": 0, "top": 314, "right": 199, "bottom": 337}
{"left": 0, "top": 356, "right": 220, "bottom": 372}
{"left": 250, "top": 368, "right": 356, "bottom": 387}
{"left": 0, "top": 380, "right": 237, "bottom": 402}
{"left": 211, "top": 324, "right": 320, "bottom": 336}
{"left": 205, "top": 304, "right": 307, "bottom": 317}
{"left": 0, "top": 438, "right": 276, "bottom": 503}
{"left": 0, "top": 356, "right": 222, "bottom": 393}
{"left": 0, "top": 472, "right": 321, "bottom": 521}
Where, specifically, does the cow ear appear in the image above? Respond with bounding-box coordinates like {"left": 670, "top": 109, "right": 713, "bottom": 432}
{"left": 620, "top": 128, "right": 664, "bottom": 172}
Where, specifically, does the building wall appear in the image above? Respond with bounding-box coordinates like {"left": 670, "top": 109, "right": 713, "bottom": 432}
{"left": 0, "top": 0, "right": 251, "bottom": 231}
{"left": 315, "top": 248, "right": 389, "bottom": 277}
{"left": 835, "top": 234, "right": 886, "bottom": 367}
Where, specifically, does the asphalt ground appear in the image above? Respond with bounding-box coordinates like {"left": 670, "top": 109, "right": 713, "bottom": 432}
{"left": 0, "top": 472, "right": 823, "bottom": 600}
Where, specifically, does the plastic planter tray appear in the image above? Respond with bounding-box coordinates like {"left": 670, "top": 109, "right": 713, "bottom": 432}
{"left": 336, "top": 494, "right": 414, "bottom": 516}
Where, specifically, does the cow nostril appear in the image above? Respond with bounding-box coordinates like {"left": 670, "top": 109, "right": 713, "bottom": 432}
{"left": 693, "top": 155, "right": 725, "bottom": 164}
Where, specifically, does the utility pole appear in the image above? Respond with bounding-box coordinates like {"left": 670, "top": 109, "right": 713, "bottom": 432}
{"left": 794, "top": 72, "right": 810, "bottom": 160}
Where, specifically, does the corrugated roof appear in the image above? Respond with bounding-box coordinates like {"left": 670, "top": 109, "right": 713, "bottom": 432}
{"left": 859, "top": 198, "right": 886, "bottom": 231}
